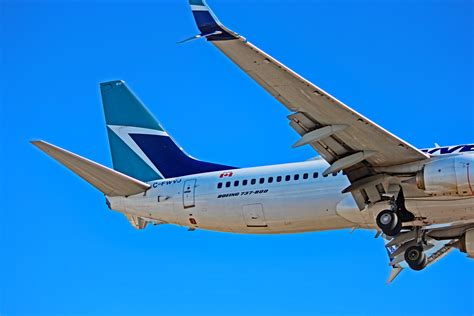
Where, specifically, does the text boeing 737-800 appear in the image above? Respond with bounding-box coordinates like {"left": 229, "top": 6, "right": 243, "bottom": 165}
{"left": 32, "top": 1, "right": 473, "bottom": 282}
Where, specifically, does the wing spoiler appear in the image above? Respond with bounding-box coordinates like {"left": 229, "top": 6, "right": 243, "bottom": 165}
{"left": 31, "top": 140, "right": 151, "bottom": 197}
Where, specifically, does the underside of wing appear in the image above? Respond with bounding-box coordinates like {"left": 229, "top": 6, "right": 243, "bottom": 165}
{"left": 187, "top": 0, "right": 429, "bottom": 209}
{"left": 212, "top": 38, "right": 428, "bottom": 168}
{"left": 187, "top": 1, "right": 428, "bottom": 168}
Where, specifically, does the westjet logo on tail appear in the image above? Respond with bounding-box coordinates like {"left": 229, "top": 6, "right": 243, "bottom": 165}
{"left": 421, "top": 144, "right": 474, "bottom": 155}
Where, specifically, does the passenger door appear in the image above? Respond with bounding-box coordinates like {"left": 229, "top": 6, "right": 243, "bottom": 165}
{"left": 183, "top": 179, "right": 197, "bottom": 209}
{"left": 242, "top": 204, "right": 267, "bottom": 227}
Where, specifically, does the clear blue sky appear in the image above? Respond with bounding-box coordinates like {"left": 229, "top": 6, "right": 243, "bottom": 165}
{"left": 1, "top": 0, "right": 473, "bottom": 315}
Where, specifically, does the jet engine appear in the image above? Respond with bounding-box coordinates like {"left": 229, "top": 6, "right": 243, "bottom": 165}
{"left": 416, "top": 155, "right": 474, "bottom": 196}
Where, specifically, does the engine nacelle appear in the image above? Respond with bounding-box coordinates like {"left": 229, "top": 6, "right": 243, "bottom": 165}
{"left": 416, "top": 155, "right": 474, "bottom": 196}
{"left": 460, "top": 229, "right": 474, "bottom": 258}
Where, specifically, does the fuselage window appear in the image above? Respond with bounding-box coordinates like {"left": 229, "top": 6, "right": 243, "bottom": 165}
{"left": 285, "top": 175, "right": 291, "bottom": 181}
{"left": 294, "top": 174, "right": 300, "bottom": 180}
{"left": 217, "top": 182, "right": 223, "bottom": 189}
{"left": 242, "top": 179, "right": 248, "bottom": 186}
{"left": 303, "top": 173, "right": 308, "bottom": 179}
{"left": 277, "top": 176, "right": 282, "bottom": 182}
{"left": 226, "top": 181, "right": 231, "bottom": 187}
{"left": 251, "top": 179, "right": 256, "bottom": 185}
{"left": 313, "top": 172, "right": 319, "bottom": 178}
{"left": 259, "top": 178, "right": 265, "bottom": 184}
{"left": 268, "top": 177, "right": 274, "bottom": 183}
{"left": 234, "top": 180, "right": 239, "bottom": 187}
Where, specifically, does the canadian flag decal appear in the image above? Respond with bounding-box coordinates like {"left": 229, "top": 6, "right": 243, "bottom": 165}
{"left": 219, "top": 171, "right": 233, "bottom": 178}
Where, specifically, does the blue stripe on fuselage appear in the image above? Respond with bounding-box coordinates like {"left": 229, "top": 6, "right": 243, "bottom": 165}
{"left": 129, "top": 133, "right": 236, "bottom": 178}
{"left": 421, "top": 144, "right": 474, "bottom": 155}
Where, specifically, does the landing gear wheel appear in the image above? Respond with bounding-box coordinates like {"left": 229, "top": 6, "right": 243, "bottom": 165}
{"left": 404, "top": 245, "right": 427, "bottom": 271}
{"left": 376, "top": 210, "right": 402, "bottom": 237}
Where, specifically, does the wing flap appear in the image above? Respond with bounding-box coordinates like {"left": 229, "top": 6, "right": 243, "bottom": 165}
{"left": 31, "top": 140, "right": 150, "bottom": 197}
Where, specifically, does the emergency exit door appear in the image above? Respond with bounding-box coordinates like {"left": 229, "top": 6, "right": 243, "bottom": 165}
{"left": 183, "top": 179, "right": 196, "bottom": 209}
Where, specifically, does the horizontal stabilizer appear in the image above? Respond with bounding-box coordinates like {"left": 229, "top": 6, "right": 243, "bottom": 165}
{"left": 31, "top": 140, "right": 150, "bottom": 196}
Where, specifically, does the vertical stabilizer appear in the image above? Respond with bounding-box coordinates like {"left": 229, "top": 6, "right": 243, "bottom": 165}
{"left": 100, "top": 80, "right": 235, "bottom": 182}
{"left": 101, "top": 80, "right": 164, "bottom": 182}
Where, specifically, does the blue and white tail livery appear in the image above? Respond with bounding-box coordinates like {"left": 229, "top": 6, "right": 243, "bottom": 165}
{"left": 101, "top": 80, "right": 234, "bottom": 182}
{"left": 32, "top": 1, "right": 474, "bottom": 283}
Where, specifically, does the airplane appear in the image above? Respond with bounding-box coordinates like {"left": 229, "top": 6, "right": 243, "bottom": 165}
{"left": 32, "top": 0, "right": 473, "bottom": 282}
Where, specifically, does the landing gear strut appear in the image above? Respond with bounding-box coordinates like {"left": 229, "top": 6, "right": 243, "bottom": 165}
{"left": 376, "top": 187, "right": 414, "bottom": 237}
{"left": 404, "top": 245, "right": 427, "bottom": 271}
{"left": 376, "top": 210, "right": 402, "bottom": 237}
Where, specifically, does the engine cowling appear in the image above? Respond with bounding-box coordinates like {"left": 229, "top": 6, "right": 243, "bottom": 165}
{"left": 460, "top": 229, "right": 474, "bottom": 258}
{"left": 416, "top": 155, "right": 474, "bottom": 196}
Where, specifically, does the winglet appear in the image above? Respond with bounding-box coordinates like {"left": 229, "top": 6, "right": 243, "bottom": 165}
{"left": 188, "top": 0, "right": 238, "bottom": 41}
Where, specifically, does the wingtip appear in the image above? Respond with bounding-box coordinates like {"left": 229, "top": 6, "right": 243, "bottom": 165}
{"left": 30, "top": 140, "right": 54, "bottom": 153}
{"left": 189, "top": 0, "right": 212, "bottom": 15}
{"left": 189, "top": 0, "right": 207, "bottom": 6}
{"left": 188, "top": 0, "right": 238, "bottom": 41}
{"left": 30, "top": 140, "right": 44, "bottom": 146}
{"left": 386, "top": 267, "right": 403, "bottom": 284}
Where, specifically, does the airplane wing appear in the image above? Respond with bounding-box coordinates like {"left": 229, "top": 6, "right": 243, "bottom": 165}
{"left": 188, "top": 1, "right": 430, "bottom": 208}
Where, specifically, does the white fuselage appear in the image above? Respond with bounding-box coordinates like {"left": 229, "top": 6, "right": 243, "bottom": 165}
{"left": 108, "top": 158, "right": 474, "bottom": 234}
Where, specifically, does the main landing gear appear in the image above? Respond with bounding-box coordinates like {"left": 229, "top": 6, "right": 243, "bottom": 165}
{"left": 376, "top": 188, "right": 414, "bottom": 237}
{"left": 376, "top": 188, "right": 428, "bottom": 271}
{"left": 404, "top": 245, "right": 427, "bottom": 271}
{"left": 376, "top": 209, "right": 402, "bottom": 237}
{"left": 385, "top": 230, "right": 429, "bottom": 271}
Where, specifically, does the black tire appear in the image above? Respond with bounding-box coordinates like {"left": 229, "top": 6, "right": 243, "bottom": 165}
{"left": 404, "top": 245, "right": 427, "bottom": 271}
{"left": 392, "top": 219, "right": 402, "bottom": 236}
{"left": 376, "top": 210, "right": 401, "bottom": 236}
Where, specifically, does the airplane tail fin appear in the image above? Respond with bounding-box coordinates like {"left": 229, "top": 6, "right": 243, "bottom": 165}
{"left": 31, "top": 140, "right": 150, "bottom": 196}
{"left": 100, "top": 80, "right": 234, "bottom": 182}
